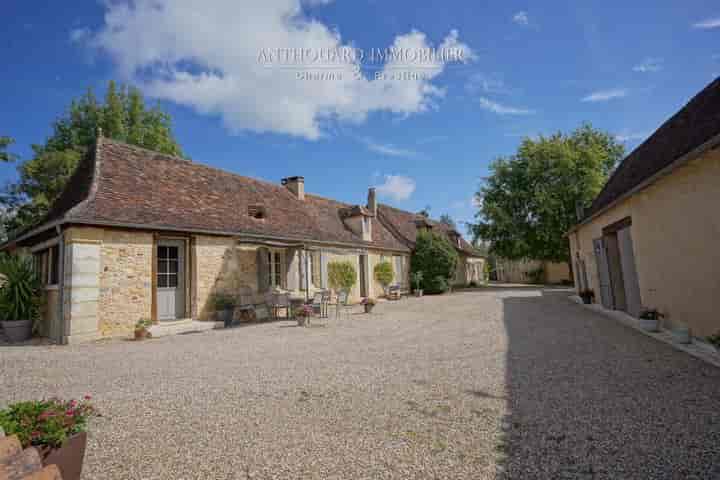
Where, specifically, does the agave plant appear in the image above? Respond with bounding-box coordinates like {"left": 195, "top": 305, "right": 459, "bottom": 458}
{"left": 0, "top": 253, "right": 43, "bottom": 327}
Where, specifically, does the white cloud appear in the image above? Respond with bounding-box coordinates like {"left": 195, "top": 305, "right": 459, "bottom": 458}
{"left": 82, "top": 0, "right": 475, "bottom": 140}
{"left": 363, "top": 139, "right": 416, "bottom": 158}
{"left": 633, "top": 57, "right": 663, "bottom": 73}
{"left": 615, "top": 131, "right": 648, "bottom": 142}
{"left": 465, "top": 72, "right": 514, "bottom": 95}
{"left": 477, "top": 97, "right": 534, "bottom": 115}
{"left": 69, "top": 28, "right": 90, "bottom": 43}
{"left": 581, "top": 88, "right": 627, "bottom": 102}
{"left": 692, "top": 17, "right": 720, "bottom": 29}
{"left": 375, "top": 175, "right": 416, "bottom": 201}
{"left": 512, "top": 11, "right": 529, "bottom": 26}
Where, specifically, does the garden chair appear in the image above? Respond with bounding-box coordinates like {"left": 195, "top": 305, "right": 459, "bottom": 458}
{"left": 307, "top": 291, "right": 327, "bottom": 318}
{"left": 268, "top": 292, "right": 290, "bottom": 320}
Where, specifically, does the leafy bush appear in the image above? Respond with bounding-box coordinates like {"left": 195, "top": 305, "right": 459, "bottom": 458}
{"left": 212, "top": 293, "right": 235, "bottom": 310}
{"left": 328, "top": 260, "right": 357, "bottom": 293}
{"left": 0, "top": 253, "right": 43, "bottom": 325}
{"left": 0, "top": 397, "right": 97, "bottom": 449}
{"left": 373, "top": 261, "right": 394, "bottom": 290}
{"left": 707, "top": 332, "right": 720, "bottom": 349}
{"left": 135, "top": 318, "right": 152, "bottom": 330}
{"left": 411, "top": 230, "right": 458, "bottom": 293}
{"left": 425, "top": 275, "right": 449, "bottom": 294}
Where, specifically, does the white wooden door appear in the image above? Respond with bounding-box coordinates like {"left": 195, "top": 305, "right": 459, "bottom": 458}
{"left": 157, "top": 240, "right": 185, "bottom": 321}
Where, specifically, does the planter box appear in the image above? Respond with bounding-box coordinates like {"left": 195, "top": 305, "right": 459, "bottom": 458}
{"left": 1, "top": 319, "right": 33, "bottom": 342}
{"left": 41, "top": 432, "right": 87, "bottom": 480}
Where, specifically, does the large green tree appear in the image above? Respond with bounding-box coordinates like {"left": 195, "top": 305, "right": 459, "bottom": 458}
{"left": 2, "top": 81, "right": 183, "bottom": 236}
{"left": 0, "top": 137, "right": 17, "bottom": 163}
{"left": 471, "top": 123, "right": 624, "bottom": 264}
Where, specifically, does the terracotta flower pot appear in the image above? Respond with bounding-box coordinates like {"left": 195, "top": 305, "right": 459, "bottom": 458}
{"left": 41, "top": 432, "right": 87, "bottom": 480}
{"left": 134, "top": 328, "right": 148, "bottom": 340}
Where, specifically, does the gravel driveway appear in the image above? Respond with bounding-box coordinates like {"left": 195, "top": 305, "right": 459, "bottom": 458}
{"left": 2, "top": 288, "right": 720, "bottom": 479}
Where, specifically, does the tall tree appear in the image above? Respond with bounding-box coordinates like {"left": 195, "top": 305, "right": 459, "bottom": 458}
{"left": 2, "top": 81, "right": 183, "bottom": 236}
{"left": 470, "top": 123, "right": 624, "bottom": 264}
{"left": 439, "top": 213, "right": 456, "bottom": 229}
{"left": 0, "top": 137, "right": 17, "bottom": 163}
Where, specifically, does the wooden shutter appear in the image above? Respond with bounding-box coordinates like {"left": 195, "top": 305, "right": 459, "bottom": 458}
{"left": 257, "top": 247, "right": 270, "bottom": 293}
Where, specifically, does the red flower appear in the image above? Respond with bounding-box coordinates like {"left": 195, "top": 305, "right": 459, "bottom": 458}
{"left": 83, "top": 395, "right": 92, "bottom": 400}
{"left": 65, "top": 409, "right": 75, "bottom": 416}
{"left": 31, "top": 431, "right": 41, "bottom": 438}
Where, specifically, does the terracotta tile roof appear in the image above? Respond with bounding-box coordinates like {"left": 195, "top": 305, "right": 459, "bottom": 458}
{"left": 585, "top": 76, "right": 720, "bottom": 219}
{"left": 377, "top": 204, "right": 482, "bottom": 257}
{"left": 41, "top": 138, "right": 409, "bottom": 252}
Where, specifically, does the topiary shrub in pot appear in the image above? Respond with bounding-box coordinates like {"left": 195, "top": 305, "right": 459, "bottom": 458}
{"left": 328, "top": 260, "right": 357, "bottom": 297}
{"left": 0, "top": 396, "right": 97, "bottom": 480}
{"left": 373, "top": 261, "right": 394, "bottom": 297}
{"left": 0, "top": 253, "right": 43, "bottom": 342}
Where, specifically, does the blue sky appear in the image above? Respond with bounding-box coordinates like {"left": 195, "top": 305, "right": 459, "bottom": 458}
{"left": 2, "top": 1, "right": 719, "bottom": 233}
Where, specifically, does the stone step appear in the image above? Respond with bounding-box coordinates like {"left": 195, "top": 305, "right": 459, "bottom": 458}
{"left": 147, "top": 320, "right": 222, "bottom": 338}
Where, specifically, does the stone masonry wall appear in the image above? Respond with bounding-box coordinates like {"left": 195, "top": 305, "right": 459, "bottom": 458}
{"left": 194, "top": 236, "right": 258, "bottom": 320}
{"left": 98, "top": 230, "right": 153, "bottom": 335}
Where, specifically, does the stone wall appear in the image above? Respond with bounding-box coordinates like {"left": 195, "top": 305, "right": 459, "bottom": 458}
{"left": 63, "top": 227, "right": 103, "bottom": 343}
{"left": 194, "top": 236, "right": 258, "bottom": 320}
{"left": 98, "top": 230, "right": 153, "bottom": 336}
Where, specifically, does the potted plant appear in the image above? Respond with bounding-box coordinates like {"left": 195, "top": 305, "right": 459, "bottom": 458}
{"left": 294, "top": 304, "right": 313, "bottom": 327}
{"left": 639, "top": 308, "right": 663, "bottom": 332}
{"left": 0, "top": 253, "right": 43, "bottom": 343}
{"left": 361, "top": 297, "right": 376, "bottom": 314}
{"left": 579, "top": 289, "right": 595, "bottom": 304}
{"left": 373, "top": 261, "right": 394, "bottom": 298}
{"left": 212, "top": 293, "right": 236, "bottom": 327}
{"left": 134, "top": 318, "right": 152, "bottom": 340}
{"left": 0, "top": 396, "right": 97, "bottom": 480}
{"left": 411, "top": 271, "right": 424, "bottom": 297}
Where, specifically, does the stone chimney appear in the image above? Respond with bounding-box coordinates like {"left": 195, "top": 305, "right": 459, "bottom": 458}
{"left": 282, "top": 176, "right": 305, "bottom": 200}
{"left": 367, "top": 187, "right": 377, "bottom": 216}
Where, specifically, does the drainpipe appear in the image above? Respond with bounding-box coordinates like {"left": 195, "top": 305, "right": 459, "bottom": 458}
{"left": 55, "top": 225, "right": 65, "bottom": 345}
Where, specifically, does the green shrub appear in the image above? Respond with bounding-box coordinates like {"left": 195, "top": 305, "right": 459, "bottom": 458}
{"left": 0, "top": 253, "right": 43, "bottom": 327}
{"left": 425, "top": 275, "right": 449, "bottom": 294}
{"left": 328, "top": 260, "right": 357, "bottom": 293}
{"left": 411, "top": 230, "right": 458, "bottom": 292}
{"left": 212, "top": 293, "right": 235, "bottom": 310}
{"left": 374, "top": 261, "right": 394, "bottom": 290}
{"left": 0, "top": 397, "right": 97, "bottom": 449}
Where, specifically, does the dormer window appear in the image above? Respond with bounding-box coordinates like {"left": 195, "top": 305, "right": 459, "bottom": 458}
{"left": 248, "top": 204, "right": 266, "bottom": 219}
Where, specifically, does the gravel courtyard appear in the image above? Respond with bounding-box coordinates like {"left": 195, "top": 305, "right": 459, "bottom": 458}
{"left": 2, "top": 288, "right": 720, "bottom": 479}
